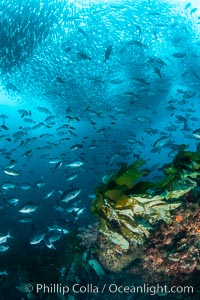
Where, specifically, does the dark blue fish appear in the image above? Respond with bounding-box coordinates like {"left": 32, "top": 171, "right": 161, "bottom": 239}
{"left": 190, "top": 8, "right": 197, "bottom": 14}
{"left": 77, "top": 27, "right": 89, "bottom": 39}
{"left": 185, "top": 2, "right": 191, "bottom": 9}
{"left": 104, "top": 45, "right": 113, "bottom": 62}
{"left": 77, "top": 52, "right": 92, "bottom": 60}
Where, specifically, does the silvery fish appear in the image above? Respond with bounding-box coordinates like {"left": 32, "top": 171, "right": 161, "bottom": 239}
{"left": 60, "top": 188, "right": 81, "bottom": 203}
{"left": 0, "top": 245, "right": 9, "bottom": 252}
{"left": 0, "top": 231, "right": 13, "bottom": 244}
{"left": 49, "top": 158, "right": 62, "bottom": 164}
{"left": 153, "top": 136, "right": 171, "bottom": 148}
{"left": 66, "top": 161, "right": 84, "bottom": 167}
{"left": 30, "top": 232, "right": 45, "bottom": 245}
{"left": 44, "top": 190, "right": 54, "bottom": 199}
{"left": 0, "top": 270, "right": 8, "bottom": 276}
{"left": 66, "top": 174, "right": 78, "bottom": 181}
{"left": 7, "top": 198, "right": 20, "bottom": 206}
{"left": 193, "top": 128, "right": 200, "bottom": 139}
{"left": 3, "top": 169, "right": 20, "bottom": 176}
{"left": 19, "top": 203, "right": 39, "bottom": 214}
{"left": 44, "top": 237, "right": 56, "bottom": 250}
{"left": 1, "top": 183, "right": 17, "bottom": 190}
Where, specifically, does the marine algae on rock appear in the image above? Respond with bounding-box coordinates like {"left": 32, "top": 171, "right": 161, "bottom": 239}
{"left": 91, "top": 147, "right": 200, "bottom": 272}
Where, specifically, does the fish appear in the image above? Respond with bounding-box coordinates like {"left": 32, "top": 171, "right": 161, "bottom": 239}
{"left": 47, "top": 224, "right": 62, "bottom": 231}
{"left": 19, "top": 202, "right": 39, "bottom": 214}
{"left": 18, "top": 109, "right": 31, "bottom": 118}
{"left": 0, "top": 270, "right": 8, "bottom": 276}
{"left": 66, "top": 174, "right": 78, "bottom": 181}
{"left": 7, "top": 198, "right": 20, "bottom": 206}
{"left": 104, "top": 45, "right": 113, "bottom": 62}
{"left": 132, "top": 77, "right": 149, "bottom": 86}
{"left": 52, "top": 161, "right": 63, "bottom": 172}
{"left": 0, "top": 114, "right": 8, "bottom": 121}
{"left": 185, "top": 2, "right": 191, "bottom": 9}
{"left": 32, "top": 122, "right": 44, "bottom": 130}
{"left": 77, "top": 52, "right": 92, "bottom": 60}
{"left": 13, "top": 131, "right": 27, "bottom": 139}
{"left": 168, "top": 149, "right": 178, "bottom": 158}
{"left": 190, "top": 8, "right": 197, "bottom": 14}
{"left": 153, "top": 136, "right": 171, "bottom": 148}
{"left": 76, "top": 207, "right": 85, "bottom": 217}
{"left": 65, "top": 207, "right": 80, "bottom": 213}
{"left": 3, "top": 169, "right": 20, "bottom": 176}
{"left": 5, "top": 160, "right": 16, "bottom": 169}
{"left": 193, "top": 129, "right": 200, "bottom": 139}
{"left": 56, "top": 76, "right": 65, "bottom": 83}
{"left": 143, "top": 128, "right": 158, "bottom": 136}
{"left": 110, "top": 79, "right": 123, "bottom": 84}
{"left": 47, "top": 224, "right": 69, "bottom": 234}
{"left": 54, "top": 206, "right": 65, "bottom": 213}
{"left": 102, "top": 170, "right": 116, "bottom": 184}
{"left": 45, "top": 115, "right": 56, "bottom": 123}
{"left": 35, "top": 181, "right": 45, "bottom": 188}
{"left": 135, "top": 116, "right": 150, "bottom": 122}
{"left": 60, "top": 188, "right": 81, "bottom": 203}
{"left": 77, "top": 27, "right": 89, "bottom": 39}
{"left": 1, "top": 182, "right": 17, "bottom": 190}
{"left": 47, "top": 232, "right": 62, "bottom": 243}
{"left": 23, "top": 150, "right": 32, "bottom": 157}
{"left": 0, "top": 231, "right": 13, "bottom": 244}
{"left": 19, "top": 217, "right": 32, "bottom": 223}
{"left": 49, "top": 158, "right": 62, "bottom": 164}
{"left": 172, "top": 53, "right": 186, "bottom": 58}
{"left": 44, "top": 190, "right": 54, "bottom": 199}
{"left": 37, "top": 106, "right": 51, "bottom": 114}
{"left": 175, "top": 115, "right": 187, "bottom": 123}
{"left": 124, "top": 91, "right": 138, "bottom": 97}
{"left": 23, "top": 118, "right": 35, "bottom": 123}
{"left": 44, "top": 237, "right": 56, "bottom": 250}
{"left": 19, "top": 183, "right": 31, "bottom": 190}
{"left": 109, "top": 154, "right": 119, "bottom": 166}
{"left": 154, "top": 68, "right": 162, "bottom": 80}
{"left": 6, "top": 83, "right": 19, "bottom": 92}
{"left": 70, "top": 144, "right": 84, "bottom": 150}
{"left": 191, "top": 117, "right": 199, "bottom": 121}
{"left": 0, "top": 245, "right": 9, "bottom": 252}
{"left": 1, "top": 125, "right": 9, "bottom": 130}
{"left": 30, "top": 232, "right": 45, "bottom": 245}
{"left": 66, "top": 161, "right": 84, "bottom": 167}
{"left": 127, "top": 40, "right": 146, "bottom": 47}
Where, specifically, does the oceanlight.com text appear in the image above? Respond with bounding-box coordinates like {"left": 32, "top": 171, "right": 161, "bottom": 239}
{"left": 24, "top": 283, "right": 194, "bottom": 296}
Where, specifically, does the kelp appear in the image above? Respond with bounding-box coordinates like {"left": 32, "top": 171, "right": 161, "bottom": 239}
{"left": 92, "top": 147, "right": 200, "bottom": 251}
{"left": 114, "top": 159, "right": 148, "bottom": 189}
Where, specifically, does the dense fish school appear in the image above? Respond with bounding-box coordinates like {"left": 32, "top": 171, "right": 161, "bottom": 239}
{"left": 0, "top": 0, "right": 200, "bottom": 298}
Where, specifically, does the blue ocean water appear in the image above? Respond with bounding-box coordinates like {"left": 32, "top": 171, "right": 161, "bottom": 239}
{"left": 0, "top": 0, "right": 200, "bottom": 299}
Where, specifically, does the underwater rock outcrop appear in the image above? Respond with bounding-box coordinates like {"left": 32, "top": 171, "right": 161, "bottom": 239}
{"left": 128, "top": 200, "right": 200, "bottom": 283}
{"left": 91, "top": 147, "right": 200, "bottom": 274}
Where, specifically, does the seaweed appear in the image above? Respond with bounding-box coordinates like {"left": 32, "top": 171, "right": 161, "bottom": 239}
{"left": 92, "top": 147, "right": 200, "bottom": 270}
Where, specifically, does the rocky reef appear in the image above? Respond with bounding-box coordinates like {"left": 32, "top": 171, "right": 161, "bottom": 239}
{"left": 127, "top": 199, "right": 200, "bottom": 283}
{"left": 91, "top": 146, "right": 200, "bottom": 281}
